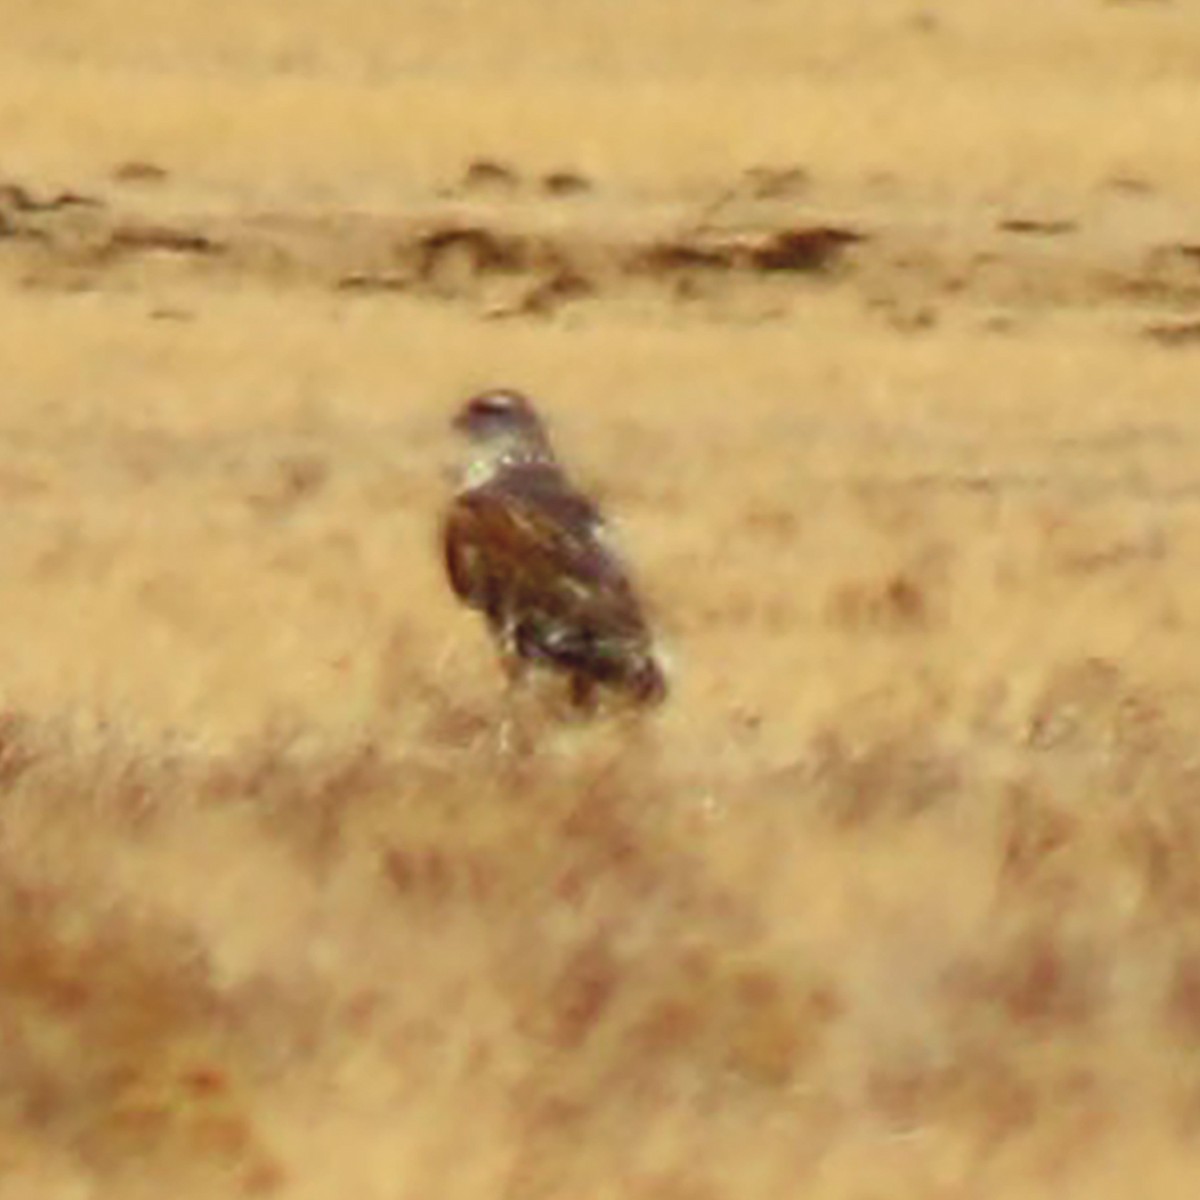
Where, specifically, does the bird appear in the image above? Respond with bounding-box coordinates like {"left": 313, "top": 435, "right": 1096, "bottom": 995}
{"left": 442, "top": 388, "right": 668, "bottom": 713}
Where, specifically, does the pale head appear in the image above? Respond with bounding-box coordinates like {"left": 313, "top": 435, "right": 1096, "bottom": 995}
{"left": 453, "top": 389, "right": 550, "bottom": 445}
{"left": 452, "top": 390, "right": 555, "bottom": 478}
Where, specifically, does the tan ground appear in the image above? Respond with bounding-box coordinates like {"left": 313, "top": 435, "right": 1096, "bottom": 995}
{"left": 2, "top": 0, "right": 1200, "bottom": 1195}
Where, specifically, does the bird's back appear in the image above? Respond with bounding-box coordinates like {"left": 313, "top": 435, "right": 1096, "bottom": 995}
{"left": 444, "top": 460, "right": 665, "bottom": 703}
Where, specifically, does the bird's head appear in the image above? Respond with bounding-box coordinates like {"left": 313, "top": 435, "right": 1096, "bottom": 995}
{"left": 452, "top": 389, "right": 555, "bottom": 471}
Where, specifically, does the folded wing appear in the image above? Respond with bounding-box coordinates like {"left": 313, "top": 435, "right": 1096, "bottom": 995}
{"left": 444, "top": 463, "right": 663, "bottom": 699}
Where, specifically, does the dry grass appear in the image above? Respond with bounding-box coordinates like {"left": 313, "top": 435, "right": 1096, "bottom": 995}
{"left": 3, "top": 0, "right": 1200, "bottom": 1195}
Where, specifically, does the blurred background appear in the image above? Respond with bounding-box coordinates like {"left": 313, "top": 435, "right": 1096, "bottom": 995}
{"left": 1, "top": 1, "right": 1199, "bottom": 1196}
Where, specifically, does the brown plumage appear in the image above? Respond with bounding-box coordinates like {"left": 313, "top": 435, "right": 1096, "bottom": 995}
{"left": 443, "top": 389, "right": 667, "bottom": 710}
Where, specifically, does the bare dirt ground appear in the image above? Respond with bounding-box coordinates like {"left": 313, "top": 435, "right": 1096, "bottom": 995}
{"left": 3, "top": 1, "right": 1200, "bottom": 1196}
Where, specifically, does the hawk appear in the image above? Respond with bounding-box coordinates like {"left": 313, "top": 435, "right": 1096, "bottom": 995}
{"left": 442, "top": 389, "right": 668, "bottom": 711}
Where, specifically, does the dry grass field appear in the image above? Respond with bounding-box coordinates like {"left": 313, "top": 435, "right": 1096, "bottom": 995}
{"left": 4, "top": 0, "right": 1200, "bottom": 1195}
